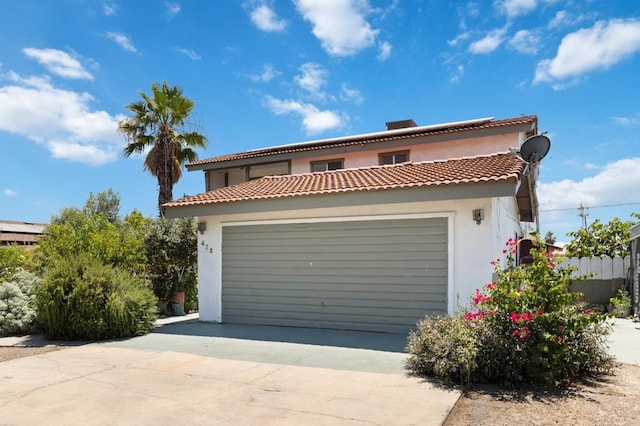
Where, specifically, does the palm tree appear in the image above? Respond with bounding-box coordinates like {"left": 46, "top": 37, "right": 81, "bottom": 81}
{"left": 119, "top": 81, "right": 208, "bottom": 216}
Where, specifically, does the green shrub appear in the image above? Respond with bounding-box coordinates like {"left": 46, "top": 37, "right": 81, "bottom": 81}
{"left": 406, "top": 237, "right": 616, "bottom": 388}
{"left": 143, "top": 217, "right": 197, "bottom": 302}
{"left": 1, "top": 245, "right": 35, "bottom": 281}
{"left": 0, "top": 270, "right": 39, "bottom": 336}
{"left": 35, "top": 255, "right": 158, "bottom": 340}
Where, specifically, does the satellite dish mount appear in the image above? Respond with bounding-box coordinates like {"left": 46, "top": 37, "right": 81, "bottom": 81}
{"left": 518, "top": 134, "right": 551, "bottom": 234}
{"left": 519, "top": 134, "right": 550, "bottom": 164}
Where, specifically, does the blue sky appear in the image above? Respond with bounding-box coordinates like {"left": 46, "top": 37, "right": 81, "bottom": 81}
{"left": 1, "top": 0, "right": 639, "bottom": 241}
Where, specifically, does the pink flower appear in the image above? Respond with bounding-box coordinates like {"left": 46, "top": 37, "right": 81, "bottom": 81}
{"left": 486, "top": 282, "right": 496, "bottom": 290}
{"left": 473, "top": 289, "right": 491, "bottom": 305}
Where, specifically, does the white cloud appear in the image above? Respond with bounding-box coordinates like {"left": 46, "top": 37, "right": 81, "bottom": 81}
{"left": 294, "top": 62, "right": 328, "bottom": 95}
{"left": 106, "top": 32, "right": 138, "bottom": 53}
{"left": 264, "top": 95, "right": 344, "bottom": 134}
{"left": 534, "top": 19, "right": 640, "bottom": 84}
{"left": 250, "top": 64, "right": 280, "bottom": 82}
{"left": 340, "top": 83, "right": 364, "bottom": 104}
{"left": 177, "top": 48, "right": 201, "bottom": 60}
{"left": 450, "top": 65, "right": 465, "bottom": 83}
{"left": 377, "top": 41, "right": 392, "bottom": 60}
{"left": 0, "top": 72, "right": 124, "bottom": 166}
{"left": 3, "top": 189, "right": 17, "bottom": 197}
{"left": 249, "top": 3, "right": 287, "bottom": 32}
{"left": 508, "top": 29, "right": 540, "bottom": 54}
{"left": 103, "top": 4, "right": 116, "bottom": 16}
{"left": 22, "top": 48, "right": 93, "bottom": 80}
{"left": 548, "top": 10, "right": 568, "bottom": 29}
{"left": 538, "top": 158, "right": 640, "bottom": 211}
{"left": 469, "top": 28, "right": 507, "bottom": 54}
{"left": 611, "top": 114, "right": 640, "bottom": 126}
{"left": 447, "top": 32, "right": 471, "bottom": 47}
{"left": 495, "top": 0, "right": 537, "bottom": 18}
{"left": 165, "top": 2, "right": 181, "bottom": 18}
{"left": 294, "top": 0, "right": 379, "bottom": 56}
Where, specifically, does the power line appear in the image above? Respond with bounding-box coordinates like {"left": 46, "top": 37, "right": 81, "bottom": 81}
{"left": 539, "top": 201, "right": 640, "bottom": 213}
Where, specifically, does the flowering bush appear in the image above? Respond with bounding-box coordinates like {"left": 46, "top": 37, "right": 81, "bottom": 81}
{"left": 406, "top": 237, "right": 616, "bottom": 388}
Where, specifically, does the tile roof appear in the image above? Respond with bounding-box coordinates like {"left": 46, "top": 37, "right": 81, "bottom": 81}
{"left": 165, "top": 152, "right": 526, "bottom": 209}
{"left": 188, "top": 115, "right": 537, "bottom": 168}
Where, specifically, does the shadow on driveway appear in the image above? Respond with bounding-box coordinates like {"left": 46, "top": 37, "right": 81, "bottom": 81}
{"left": 152, "top": 317, "right": 408, "bottom": 353}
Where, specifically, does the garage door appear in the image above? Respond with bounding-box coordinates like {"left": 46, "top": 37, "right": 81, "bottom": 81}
{"left": 221, "top": 217, "right": 448, "bottom": 333}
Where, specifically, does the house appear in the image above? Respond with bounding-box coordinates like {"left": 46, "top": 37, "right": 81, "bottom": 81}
{"left": 163, "top": 115, "right": 542, "bottom": 333}
{"left": 0, "top": 220, "right": 46, "bottom": 247}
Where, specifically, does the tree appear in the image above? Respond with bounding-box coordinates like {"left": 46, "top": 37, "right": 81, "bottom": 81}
{"left": 543, "top": 231, "right": 556, "bottom": 245}
{"left": 35, "top": 192, "right": 149, "bottom": 274}
{"left": 564, "top": 216, "right": 637, "bottom": 258}
{"left": 83, "top": 188, "right": 120, "bottom": 223}
{"left": 143, "top": 217, "right": 197, "bottom": 302}
{"left": 119, "top": 81, "right": 208, "bottom": 216}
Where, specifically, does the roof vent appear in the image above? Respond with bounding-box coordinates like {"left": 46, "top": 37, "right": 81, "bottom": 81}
{"left": 385, "top": 119, "right": 417, "bottom": 130}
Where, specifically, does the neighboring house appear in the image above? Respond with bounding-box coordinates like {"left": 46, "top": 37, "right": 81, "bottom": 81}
{"left": 164, "top": 115, "right": 542, "bottom": 333}
{"left": 0, "top": 220, "right": 46, "bottom": 247}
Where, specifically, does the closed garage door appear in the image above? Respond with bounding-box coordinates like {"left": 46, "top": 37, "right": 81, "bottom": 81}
{"left": 221, "top": 217, "right": 448, "bottom": 333}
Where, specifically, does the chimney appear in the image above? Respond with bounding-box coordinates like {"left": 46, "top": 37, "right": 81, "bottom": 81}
{"left": 385, "top": 119, "right": 417, "bottom": 130}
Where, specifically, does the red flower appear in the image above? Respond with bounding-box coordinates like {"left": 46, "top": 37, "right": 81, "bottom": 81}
{"left": 473, "top": 289, "right": 491, "bottom": 305}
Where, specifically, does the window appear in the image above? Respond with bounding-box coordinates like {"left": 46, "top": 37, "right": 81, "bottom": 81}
{"left": 247, "top": 161, "right": 290, "bottom": 180}
{"left": 311, "top": 159, "right": 344, "bottom": 172}
{"left": 379, "top": 151, "right": 409, "bottom": 165}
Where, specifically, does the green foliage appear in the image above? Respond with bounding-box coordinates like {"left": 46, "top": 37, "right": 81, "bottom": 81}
{"left": 35, "top": 195, "right": 149, "bottom": 273}
{"left": 83, "top": 188, "right": 120, "bottom": 223}
{"left": 35, "top": 255, "right": 157, "bottom": 340}
{"left": 610, "top": 289, "right": 631, "bottom": 307}
{"left": 0, "top": 245, "right": 34, "bottom": 281}
{"left": 543, "top": 231, "right": 556, "bottom": 245}
{"left": 143, "top": 217, "right": 197, "bottom": 302}
{"left": 0, "top": 270, "right": 39, "bottom": 336}
{"left": 405, "top": 315, "right": 479, "bottom": 385}
{"left": 565, "top": 216, "right": 636, "bottom": 258}
{"left": 406, "top": 237, "right": 615, "bottom": 388}
{"left": 119, "top": 81, "right": 208, "bottom": 214}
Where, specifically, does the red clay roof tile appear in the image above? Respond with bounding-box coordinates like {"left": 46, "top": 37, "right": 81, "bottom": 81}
{"left": 188, "top": 115, "right": 537, "bottom": 167}
{"left": 165, "top": 152, "right": 525, "bottom": 209}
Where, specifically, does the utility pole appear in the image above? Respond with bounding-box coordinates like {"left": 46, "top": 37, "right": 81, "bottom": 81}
{"left": 578, "top": 203, "right": 589, "bottom": 229}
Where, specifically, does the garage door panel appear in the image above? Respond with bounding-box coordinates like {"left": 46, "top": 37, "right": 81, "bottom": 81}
{"left": 226, "top": 273, "right": 442, "bottom": 293}
{"left": 224, "top": 290, "right": 447, "bottom": 305}
{"left": 222, "top": 260, "right": 444, "bottom": 272}
{"left": 222, "top": 217, "right": 447, "bottom": 333}
{"left": 224, "top": 266, "right": 447, "bottom": 280}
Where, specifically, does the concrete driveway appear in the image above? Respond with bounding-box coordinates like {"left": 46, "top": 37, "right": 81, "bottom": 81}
{"left": 0, "top": 316, "right": 460, "bottom": 425}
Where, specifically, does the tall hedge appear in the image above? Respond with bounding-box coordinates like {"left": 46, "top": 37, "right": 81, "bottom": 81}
{"left": 35, "top": 255, "right": 157, "bottom": 340}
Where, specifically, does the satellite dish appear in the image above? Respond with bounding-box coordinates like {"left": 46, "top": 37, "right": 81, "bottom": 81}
{"left": 520, "top": 134, "right": 550, "bottom": 163}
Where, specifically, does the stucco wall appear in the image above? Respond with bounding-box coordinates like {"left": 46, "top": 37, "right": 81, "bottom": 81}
{"left": 289, "top": 134, "right": 520, "bottom": 174}
{"left": 194, "top": 196, "right": 520, "bottom": 323}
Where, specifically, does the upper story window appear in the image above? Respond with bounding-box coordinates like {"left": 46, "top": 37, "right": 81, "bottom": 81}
{"left": 248, "top": 161, "right": 290, "bottom": 180}
{"left": 311, "top": 159, "right": 343, "bottom": 172}
{"left": 379, "top": 151, "right": 409, "bottom": 165}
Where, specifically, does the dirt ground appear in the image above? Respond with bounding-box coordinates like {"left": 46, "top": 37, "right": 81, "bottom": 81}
{"left": 0, "top": 345, "right": 63, "bottom": 362}
{"left": 444, "top": 363, "right": 640, "bottom": 425}
{"left": 2, "top": 347, "right": 639, "bottom": 425}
